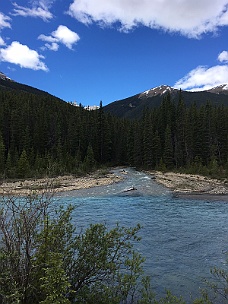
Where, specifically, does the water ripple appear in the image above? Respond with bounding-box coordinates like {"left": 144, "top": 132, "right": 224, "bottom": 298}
{"left": 55, "top": 168, "right": 228, "bottom": 303}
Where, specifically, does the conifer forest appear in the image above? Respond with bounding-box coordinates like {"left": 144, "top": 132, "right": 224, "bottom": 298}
{"left": 0, "top": 89, "right": 228, "bottom": 179}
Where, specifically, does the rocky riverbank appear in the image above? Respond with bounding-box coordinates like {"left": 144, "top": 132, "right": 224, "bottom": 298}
{"left": 0, "top": 170, "right": 122, "bottom": 196}
{"left": 153, "top": 171, "right": 228, "bottom": 197}
{"left": 1, "top": 168, "right": 228, "bottom": 198}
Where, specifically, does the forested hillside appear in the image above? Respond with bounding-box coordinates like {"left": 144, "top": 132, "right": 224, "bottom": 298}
{"left": 104, "top": 85, "right": 228, "bottom": 119}
{"left": 131, "top": 94, "right": 228, "bottom": 177}
{"left": 0, "top": 89, "right": 127, "bottom": 178}
{"left": 0, "top": 88, "right": 228, "bottom": 179}
{"left": 0, "top": 77, "right": 56, "bottom": 97}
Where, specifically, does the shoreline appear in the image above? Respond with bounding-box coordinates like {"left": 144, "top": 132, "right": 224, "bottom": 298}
{"left": 0, "top": 168, "right": 228, "bottom": 199}
{"left": 152, "top": 171, "right": 228, "bottom": 200}
{"left": 0, "top": 170, "right": 122, "bottom": 196}
{"left": 173, "top": 192, "right": 228, "bottom": 201}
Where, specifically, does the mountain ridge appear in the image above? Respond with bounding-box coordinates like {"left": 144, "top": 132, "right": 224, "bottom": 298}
{"left": 104, "top": 84, "right": 228, "bottom": 118}
{"left": 138, "top": 85, "right": 178, "bottom": 98}
{"left": 0, "top": 71, "right": 62, "bottom": 100}
{"left": 0, "top": 71, "right": 12, "bottom": 81}
{"left": 205, "top": 84, "right": 228, "bottom": 94}
{"left": 1, "top": 71, "right": 228, "bottom": 119}
{"left": 139, "top": 84, "right": 228, "bottom": 98}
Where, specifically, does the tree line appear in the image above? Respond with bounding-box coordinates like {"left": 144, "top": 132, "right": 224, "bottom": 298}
{"left": 130, "top": 93, "right": 228, "bottom": 177}
{"left": 0, "top": 90, "right": 227, "bottom": 179}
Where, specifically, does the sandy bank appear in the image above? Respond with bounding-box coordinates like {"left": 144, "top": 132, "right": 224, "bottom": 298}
{"left": 1, "top": 168, "right": 228, "bottom": 199}
{"left": 153, "top": 171, "right": 228, "bottom": 197}
{"left": 0, "top": 170, "right": 122, "bottom": 196}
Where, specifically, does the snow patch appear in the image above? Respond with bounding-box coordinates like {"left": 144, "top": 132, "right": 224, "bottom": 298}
{"left": 139, "top": 85, "right": 176, "bottom": 99}
{"left": 0, "top": 71, "right": 11, "bottom": 81}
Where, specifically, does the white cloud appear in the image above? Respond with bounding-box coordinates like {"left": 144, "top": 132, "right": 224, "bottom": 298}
{"left": 52, "top": 25, "right": 80, "bottom": 49}
{"left": 0, "top": 41, "right": 48, "bottom": 71}
{"left": 0, "top": 12, "right": 11, "bottom": 30}
{"left": 38, "top": 25, "right": 80, "bottom": 50}
{"left": 0, "top": 36, "right": 5, "bottom": 46}
{"left": 68, "top": 0, "right": 228, "bottom": 37}
{"left": 174, "top": 65, "right": 228, "bottom": 91}
{"left": 12, "top": 2, "right": 53, "bottom": 21}
{"left": 38, "top": 34, "right": 57, "bottom": 43}
{"left": 39, "top": 0, "right": 55, "bottom": 8}
{"left": 218, "top": 50, "right": 228, "bottom": 63}
{"left": 44, "top": 42, "right": 59, "bottom": 51}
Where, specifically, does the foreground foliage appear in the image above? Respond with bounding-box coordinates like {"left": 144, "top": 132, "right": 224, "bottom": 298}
{"left": 0, "top": 192, "right": 153, "bottom": 303}
{"left": 0, "top": 192, "right": 227, "bottom": 303}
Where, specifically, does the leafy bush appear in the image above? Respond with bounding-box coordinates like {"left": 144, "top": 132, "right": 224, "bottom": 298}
{"left": 0, "top": 192, "right": 152, "bottom": 303}
{"left": 0, "top": 191, "right": 227, "bottom": 303}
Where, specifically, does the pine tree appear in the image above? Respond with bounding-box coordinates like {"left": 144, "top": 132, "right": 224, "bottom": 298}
{"left": 17, "top": 149, "right": 30, "bottom": 178}
{"left": 151, "top": 130, "right": 162, "bottom": 168}
{"left": 83, "top": 144, "right": 96, "bottom": 172}
{"left": 133, "top": 122, "right": 143, "bottom": 167}
{"left": 163, "top": 125, "right": 174, "bottom": 169}
{"left": 126, "top": 123, "right": 135, "bottom": 166}
{"left": 96, "top": 102, "right": 112, "bottom": 163}
{"left": 174, "top": 98, "right": 186, "bottom": 168}
{"left": 0, "top": 133, "right": 5, "bottom": 177}
{"left": 142, "top": 110, "right": 154, "bottom": 169}
{"left": 216, "top": 106, "right": 228, "bottom": 164}
{"left": 97, "top": 100, "right": 105, "bottom": 163}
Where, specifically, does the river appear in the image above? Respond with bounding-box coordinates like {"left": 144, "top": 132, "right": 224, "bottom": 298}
{"left": 55, "top": 168, "right": 228, "bottom": 303}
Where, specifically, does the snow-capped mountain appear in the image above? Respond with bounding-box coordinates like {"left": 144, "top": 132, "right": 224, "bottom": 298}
{"left": 139, "top": 84, "right": 228, "bottom": 98}
{"left": 205, "top": 84, "right": 228, "bottom": 95}
{"left": 104, "top": 83, "right": 228, "bottom": 119}
{"left": 0, "top": 72, "right": 11, "bottom": 81}
{"left": 139, "top": 85, "right": 178, "bottom": 98}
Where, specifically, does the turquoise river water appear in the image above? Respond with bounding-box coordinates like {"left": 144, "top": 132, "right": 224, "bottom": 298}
{"left": 55, "top": 168, "right": 228, "bottom": 303}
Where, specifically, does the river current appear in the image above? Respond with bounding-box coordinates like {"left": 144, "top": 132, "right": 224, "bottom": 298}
{"left": 55, "top": 168, "right": 228, "bottom": 303}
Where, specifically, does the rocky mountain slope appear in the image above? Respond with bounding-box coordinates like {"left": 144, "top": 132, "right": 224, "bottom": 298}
{"left": 0, "top": 71, "right": 60, "bottom": 99}
{"left": 104, "top": 84, "right": 228, "bottom": 119}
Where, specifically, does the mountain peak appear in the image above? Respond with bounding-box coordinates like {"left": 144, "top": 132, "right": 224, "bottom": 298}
{"left": 0, "top": 71, "right": 12, "bottom": 81}
{"left": 139, "top": 85, "right": 178, "bottom": 99}
{"left": 205, "top": 84, "right": 228, "bottom": 94}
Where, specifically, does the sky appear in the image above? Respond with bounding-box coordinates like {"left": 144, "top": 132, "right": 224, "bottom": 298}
{"left": 0, "top": 1, "right": 228, "bottom": 106}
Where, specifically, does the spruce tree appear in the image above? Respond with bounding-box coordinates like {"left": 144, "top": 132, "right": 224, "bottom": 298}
{"left": 83, "top": 144, "right": 96, "bottom": 172}
{"left": 142, "top": 110, "right": 154, "bottom": 169}
{"left": 0, "top": 133, "right": 5, "bottom": 177}
{"left": 151, "top": 130, "right": 162, "bottom": 168}
{"left": 17, "top": 149, "right": 30, "bottom": 178}
{"left": 174, "top": 98, "right": 186, "bottom": 168}
{"left": 163, "top": 125, "right": 174, "bottom": 169}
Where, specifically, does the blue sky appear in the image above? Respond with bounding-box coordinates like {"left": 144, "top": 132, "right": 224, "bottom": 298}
{"left": 0, "top": 0, "right": 228, "bottom": 106}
